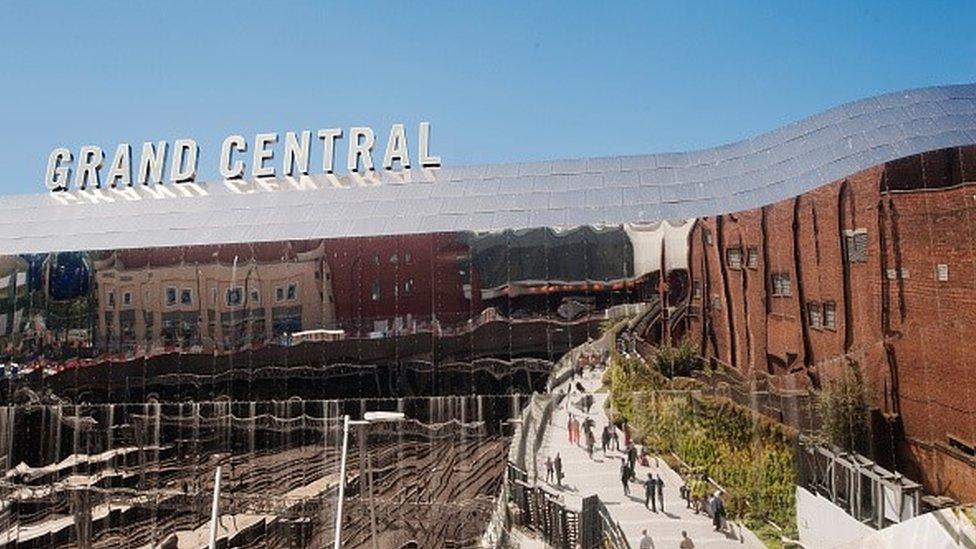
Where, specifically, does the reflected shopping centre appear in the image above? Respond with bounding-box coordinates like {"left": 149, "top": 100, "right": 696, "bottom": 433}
{"left": 2, "top": 85, "right": 976, "bottom": 548}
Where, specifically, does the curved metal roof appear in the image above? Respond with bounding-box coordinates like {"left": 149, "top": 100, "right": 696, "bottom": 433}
{"left": 2, "top": 83, "right": 976, "bottom": 255}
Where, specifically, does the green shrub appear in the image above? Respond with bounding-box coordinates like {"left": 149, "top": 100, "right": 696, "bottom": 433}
{"left": 606, "top": 347, "right": 799, "bottom": 542}
{"left": 816, "top": 359, "right": 869, "bottom": 454}
{"left": 649, "top": 336, "right": 702, "bottom": 378}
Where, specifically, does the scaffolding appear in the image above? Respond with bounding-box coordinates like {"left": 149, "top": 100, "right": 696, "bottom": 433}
{"left": 797, "top": 438, "right": 922, "bottom": 529}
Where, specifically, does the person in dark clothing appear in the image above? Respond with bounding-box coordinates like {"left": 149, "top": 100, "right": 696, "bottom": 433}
{"left": 656, "top": 474, "right": 665, "bottom": 512}
{"left": 554, "top": 453, "right": 563, "bottom": 487}
{"left": 644, "top": 473, "right": 657, "bottom": 512}
{"left": 620, "top": 459, "right": 630, "bottom": 496}
{"left": 601, "top": 425, "right": 611, "bottom": 454}
{"left": 712, "top": 492, "right": 726, "bottom": 532}
{"left": 627, "top": 444, "right": 638, "bottom": 475}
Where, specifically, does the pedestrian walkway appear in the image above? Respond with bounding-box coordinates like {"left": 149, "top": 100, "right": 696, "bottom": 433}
{"left": 535, "top": 364, "right": 765, "bottom": 548}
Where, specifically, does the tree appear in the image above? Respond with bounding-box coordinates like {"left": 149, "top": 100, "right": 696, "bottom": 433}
{"left": 817, "top": 359, "right": 869, "bottom": 454}
{"left": 651, "top": 336, "right": 701, "bottom": 378}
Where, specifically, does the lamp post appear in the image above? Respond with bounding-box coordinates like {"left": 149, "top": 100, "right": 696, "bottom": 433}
{"left": 333, "top": 411, "right": 405, "bottom": 549}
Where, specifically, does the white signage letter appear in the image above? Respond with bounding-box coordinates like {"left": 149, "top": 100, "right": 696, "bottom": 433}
{"left": 347, "top": 127, "right": 375, "bottom": 172}
{"left": 317, "top": 128, "right": 342, "bottom": 174}
{"left": 283, "top": 130, "right": 311, "bottom": 176}
{"left": 137, "top": 141, "right": 168, "bottom": 185}
{"left": 45, "top": 148, "right": 73, "bottom": 191}
{"left": 220, "top": 135, "right": 247, "bottom": 179}
{"left": 170, "top": 139, "right": 199, "bottom": 182}
{"left": 106, "top": 144, "right": 132, "bottom": 188}
{"left": 77, "top": 146, "right": 104, "bottom": 190}
{"left": 418, "top": 122, "right": 441, "bottom": 168}
{"left": 383, "top": 123, "right": 411, "bottom": 170}
{"left": 252, "top": 133, "right": 277, "bottom": 178}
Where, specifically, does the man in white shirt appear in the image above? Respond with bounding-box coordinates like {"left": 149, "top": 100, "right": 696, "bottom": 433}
{"left": 638, "top": 529, "right": 655, "bottom": 549}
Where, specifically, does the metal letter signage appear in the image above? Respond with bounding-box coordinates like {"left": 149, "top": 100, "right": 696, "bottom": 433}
{"left": 44, "top": 122, "right": 441, "bottom": 194}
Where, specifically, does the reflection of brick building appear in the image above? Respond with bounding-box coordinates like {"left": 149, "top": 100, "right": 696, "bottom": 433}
{"left": 0, "top": 257, "right": 28, "bottom": 336}
{"left": 688, "top": 146, "right": 976, "bottom": 502}
{"left": 325, "top": 233, "right": 475, "bottom": 334}
{"left": 94, "top": 242, "right": 335, "bottom": 352}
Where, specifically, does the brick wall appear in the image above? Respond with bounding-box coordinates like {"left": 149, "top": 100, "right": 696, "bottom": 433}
{"left": 688, "top": 146, "right": 976, "bottom": 502}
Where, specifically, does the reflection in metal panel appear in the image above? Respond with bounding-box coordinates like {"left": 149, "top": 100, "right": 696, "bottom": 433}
{"left": 2, "top": 84, "right": 976, "bottom": 254}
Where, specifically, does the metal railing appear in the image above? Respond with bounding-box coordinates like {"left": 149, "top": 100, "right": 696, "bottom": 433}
{"left": 506, "top": 463, "right": 579, "bottom": 548}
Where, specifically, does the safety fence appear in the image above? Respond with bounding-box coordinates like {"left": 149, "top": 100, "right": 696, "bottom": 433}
{"left": 506, "top": 463, "right": 578, "bottom": 548}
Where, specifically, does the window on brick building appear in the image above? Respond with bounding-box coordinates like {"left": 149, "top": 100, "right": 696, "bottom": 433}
{"left": 226, "top": 287, "right": 243, "bottom": 307}
{"left": 726, "top": 247, "right": 742, "bottom": 270}
{"left": 746, "top": 247, "right": 759, "bottom": 269}
{"left": 403, "top": 278, "right": 414, "bottom": 295}
{"left": 823, "top": 301, "right": 836, "bottom": 330}
{"left": 843, "top": 229, "right": 868, "bottom": 263}
{"left": 692, "top": 281, "right": 702, "bottom": 300}
{"left": 703, "top": 229, "right": 713, "bottom": 245}
{"left": 771, "top": 273, "right": 792, "bottom": 297}
{"left": 807, "top": 302, "right": 822, "bottom": 329}
{"left": 371, "top": 280, "right": 381, "bottom": 301}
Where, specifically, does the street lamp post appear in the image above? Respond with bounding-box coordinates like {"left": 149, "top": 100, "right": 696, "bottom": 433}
{"left": 333, "top": 411, "right": 405, "bottom": 549}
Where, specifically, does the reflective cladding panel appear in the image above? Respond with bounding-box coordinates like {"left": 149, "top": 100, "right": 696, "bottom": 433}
{"left": 3, "top": 145, "right": 976, "bottom": 546}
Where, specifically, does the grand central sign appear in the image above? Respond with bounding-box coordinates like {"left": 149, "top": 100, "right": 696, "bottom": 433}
{"left": 44, "top": 122, "right": 441, "bottom": 193}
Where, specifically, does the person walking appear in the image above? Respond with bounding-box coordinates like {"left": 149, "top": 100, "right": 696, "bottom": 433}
{"left": 566, "top": 414, "right": 574, "bottom": 444}
{"left": 554, "top": 453, "right": 563, "bottom": 487}
{"left": 611, "top": 425, "right": 620, "bottom": 451}
{"left": 656, "top": 474, "right": 665, "bottom": 512}
{"left": 627, "top": 443, "right": 638, "bottom": 477}
{"left": 644, "top": 473, "right": 657, "bottom": 512}
{"left": 639, "top": 529, "right": 655, "bottom": 549}
{"left": 545, "top": 455, "right": 554, "bottom": 483}
{"left": 601, "top": 425, "right": 611, "bottom": 454}
{"left": 619, "top": 459, "right": 630, "bottom": 496}
{"left": 712, "top": 491, "right": 726, "bottom": 532}
{"left": 586, "top": 427, "right": 595, "bottom": 458}
{"left": 679, "top": 531, "right": 695, "bottom": 549}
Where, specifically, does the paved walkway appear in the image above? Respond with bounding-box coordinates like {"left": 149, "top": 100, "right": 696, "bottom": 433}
{"left": 534, "top": 365, "right": 764, "bottom": 549}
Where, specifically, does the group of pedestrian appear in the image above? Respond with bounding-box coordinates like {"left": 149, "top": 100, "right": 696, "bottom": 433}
{"left": 643, "top": 472, "right": 665, "bottom": 512}
{"left": 545, "top": 453, "right": 564, "bottom": 486}
{"left": 681, "top": 472, "right": 711, "bottom": 515}
{"left": 638, "top": 529, "right": 695, "bottom": 549}
{"left": 679, "top": 472, "right": 729, "bottom": 533}
{"left": 601, "top": 423, "right": 620, "bottom": 453}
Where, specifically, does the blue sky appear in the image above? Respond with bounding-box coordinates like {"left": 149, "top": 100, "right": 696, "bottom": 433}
{"left": 1, "top": 1, "right": 975, "bottom": 195}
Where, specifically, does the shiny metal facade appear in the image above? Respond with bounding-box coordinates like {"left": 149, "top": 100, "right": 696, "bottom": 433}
{"left": 7, "top": 83, "right": 976, "bottom": 255}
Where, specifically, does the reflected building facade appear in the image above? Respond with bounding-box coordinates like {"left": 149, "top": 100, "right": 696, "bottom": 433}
{"left": 0, "top": 84, "right": 974, "bottom": 546}
{"left": 687, "top": 145, "right": 976, "bottom": 500}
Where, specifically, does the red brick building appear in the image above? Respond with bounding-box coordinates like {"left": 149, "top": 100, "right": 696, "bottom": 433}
{"left": 687, "top": 146, "right": 976, "bottom": 502}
